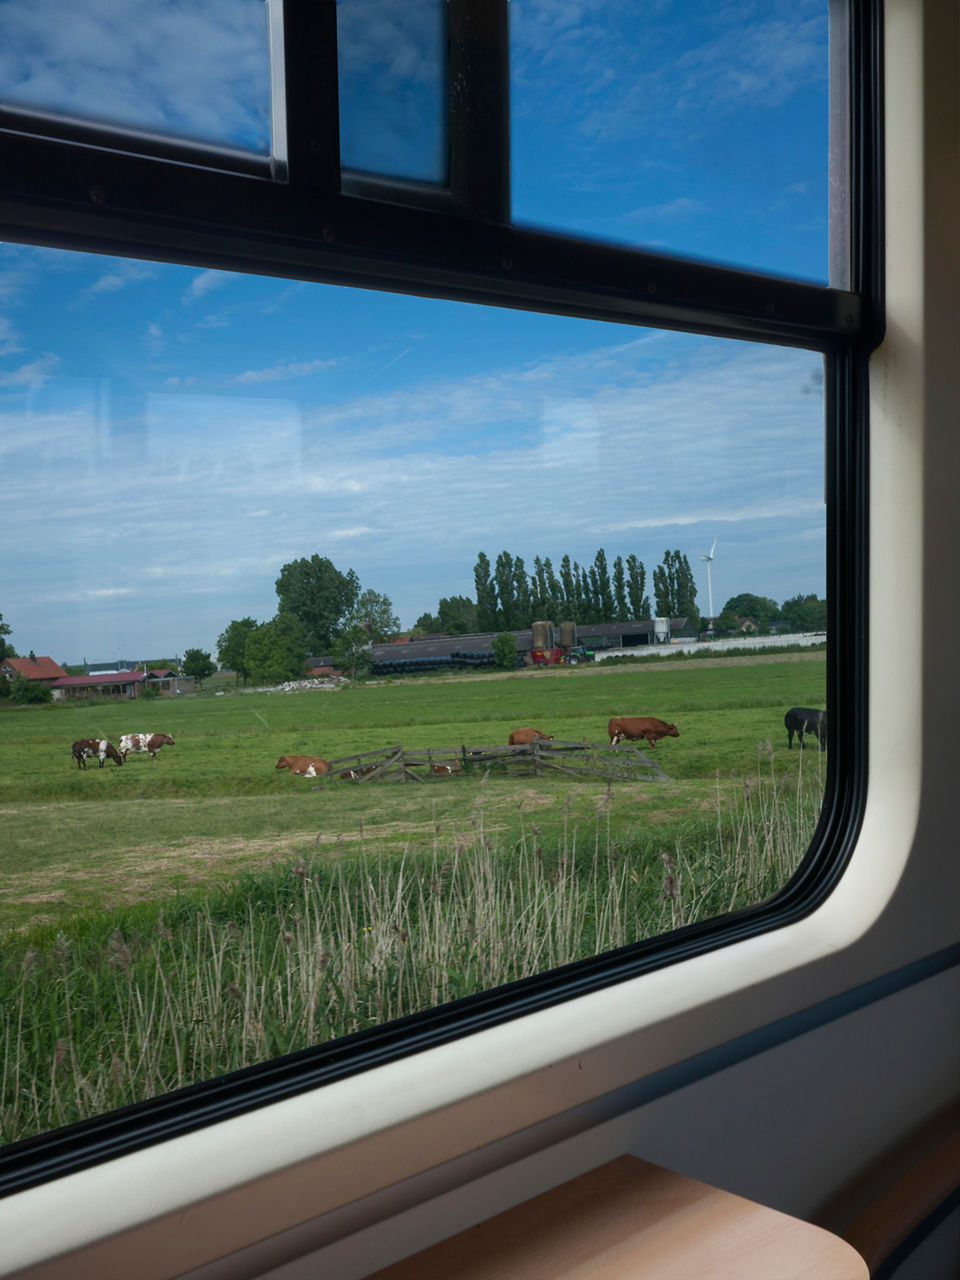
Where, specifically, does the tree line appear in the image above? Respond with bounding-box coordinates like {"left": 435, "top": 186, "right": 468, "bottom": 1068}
{"left": 416, "top": 549, "right": 699, "bottom": 634}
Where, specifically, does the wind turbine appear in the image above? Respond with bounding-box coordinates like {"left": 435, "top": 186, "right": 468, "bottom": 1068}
{"left": 700, "top": 536, "right": 718, "bottom": 620}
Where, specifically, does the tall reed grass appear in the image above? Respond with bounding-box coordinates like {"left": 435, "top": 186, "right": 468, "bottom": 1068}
{"left": 1, "top": 746, "right": 824, "bottom": 1146}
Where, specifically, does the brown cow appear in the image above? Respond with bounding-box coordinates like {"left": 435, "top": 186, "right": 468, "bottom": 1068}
{"left": 430, "top": 762, "right": 461, "bottom": 775}
{"left": 608, "top": 716, "right": 679, "bottom": 748}
{"left": 507, "top": 728, "right": 554, "bottom": 746}
{"left": 276, "top": 755, "right": 329, "bottom": 777}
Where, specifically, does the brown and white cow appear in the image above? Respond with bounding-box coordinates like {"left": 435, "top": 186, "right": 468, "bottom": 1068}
{"left": 430, "top": 762, "right": 461, "bottom": 775}
{"left": 608, "top": 716, "right": 679, "bottom": 748}
{"left": 507, "top": 728, "right": 554, "bottom": 746}
{"left": 72, "top": 738, "right": 123, "bottom": 769}
{"left": 276, "top": 755, "right": 329, "bottom": 777}
{"left": 119, "top": 732, "right": 175, "bottom": 761}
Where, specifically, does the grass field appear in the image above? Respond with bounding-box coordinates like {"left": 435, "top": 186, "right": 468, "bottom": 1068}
{"left": 0, "top": 656, "right": 827, "bottom": 1143}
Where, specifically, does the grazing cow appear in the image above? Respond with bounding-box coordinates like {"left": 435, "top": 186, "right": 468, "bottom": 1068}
{"left": 507, "top": 728, "right": 554, "bottom": 746}
{"left": 431, "top": 762, "right": 461, "bottom": 775}
{"left": 784, "top": 707, "right": 827, "bottom": 750}
{"left": 608, "top": 716, "right": 679, "bottom": 749}
{"left": 72, "top": 738, "right": 123, "bottom": 769}
{"left": 119, "top": 732, "right": 175, "bottom": 762}
{"left": 276, "top": 755, "right": 330, "bottom": 777}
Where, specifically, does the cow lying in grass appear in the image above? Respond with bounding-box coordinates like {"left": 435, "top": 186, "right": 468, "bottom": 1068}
{"left": 119, "top": 732, "right": 175, "bottom": 761}
{"left": 507, "top": 727, "right": 554, "bottom": 746}
{"left": 72, "top": 739, "right": 123, "bottom": 769}
{"left": 276, "top": 755, "right": 330, "bottom": 777}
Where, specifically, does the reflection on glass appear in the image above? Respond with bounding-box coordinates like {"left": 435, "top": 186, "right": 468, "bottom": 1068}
{"left": 0, "top": 245, "right": 826, "bottom": 1146}
{"left": 510, "top": 0, "right": 830, "bottom": 281}
{"left": 0, "top": 0, "right": 271, "bottom": 154}
{"left": 337, "top": 0, "right": 447, "bottom": 183}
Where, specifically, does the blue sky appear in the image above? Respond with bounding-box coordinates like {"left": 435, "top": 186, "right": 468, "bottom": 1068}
{"left": 0, "top": 0, "right": 829, "bottom": 666}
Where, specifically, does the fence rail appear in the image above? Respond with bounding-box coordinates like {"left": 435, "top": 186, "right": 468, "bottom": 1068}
{"left": 313, "top": 739, "right": 670, "bottom": 785}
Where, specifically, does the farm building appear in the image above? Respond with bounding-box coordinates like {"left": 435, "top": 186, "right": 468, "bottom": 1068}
{"left": 365, "top": 618, "right": 697, "bottom": 675}
{"left": 50, "top": 667, "right": 195, "bottom": 701}
{"left": 0, "top": 654, "right": 68, "bottom": 685}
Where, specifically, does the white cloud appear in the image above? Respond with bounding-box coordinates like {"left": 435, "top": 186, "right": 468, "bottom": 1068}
{"left": 236, "top": 358, "right": 345, "bottom": 385}
{"left": 0, "top": 353, "right": 61, "bottom": 386}
{"left": 183, "top": 270, "right": 231, "bottom": 303}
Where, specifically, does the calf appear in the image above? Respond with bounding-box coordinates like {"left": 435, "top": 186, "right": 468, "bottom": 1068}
{"left": 276, "top": 755, "right": 330, "bottom": 777}
{"left": 430, "top": 762, "right": 461, "bottom": 775}
{"left": 784, "top": 707, "right": 827, "bottom": 750}
{"left": 119, "top": 732, "right": 175, "bottom": 761}
{"left": 72, "top": 738, "right": 123, "bottom": 769}
{"left": 507, "top": 728, "right": 554, "bottom": 746}
{"left": 608, "top": 716, "right": 679, "bottom": 749}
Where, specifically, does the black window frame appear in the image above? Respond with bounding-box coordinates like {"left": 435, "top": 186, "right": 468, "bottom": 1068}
{"left": 0, "top": 0, "right": 882, "bottom": 1195}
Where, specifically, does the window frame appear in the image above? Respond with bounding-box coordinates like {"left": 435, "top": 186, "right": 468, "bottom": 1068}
{"left": 0, "top": 0, "right": 882, "bottom": 1197}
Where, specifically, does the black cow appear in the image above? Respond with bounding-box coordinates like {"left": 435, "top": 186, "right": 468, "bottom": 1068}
{"left": 784, "top": 707, "right": 827, "bottom": 750}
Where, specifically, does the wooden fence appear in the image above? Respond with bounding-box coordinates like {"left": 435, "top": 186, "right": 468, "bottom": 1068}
{"left": 313, "top": 739, "right": 670, "bottom": 786}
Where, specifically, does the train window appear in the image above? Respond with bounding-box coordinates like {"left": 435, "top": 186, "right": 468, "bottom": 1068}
{"left": 510, "top": 0, "right": 832, "bottom": 281}
{"left": 0, "top": 0, "right": 876, "bottom": 1191}
{"left": 0, "top": 0, "right": 272, "bottom": 157}
{"left": 337, "top": 0, "right": 448, "bottom": 184}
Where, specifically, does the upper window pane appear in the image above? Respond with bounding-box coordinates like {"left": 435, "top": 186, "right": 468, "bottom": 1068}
{"left": 337, "top": 0, "right": 448, "bottom": 184}
{"left": 510, "top": 0, "right": 831, "bottom": 282}
{"left": 0, "top": 0, "right": 272, "bottom": 155}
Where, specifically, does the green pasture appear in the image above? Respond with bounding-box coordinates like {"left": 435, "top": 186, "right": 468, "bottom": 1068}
{"left": 0, "top": 656, "right": 826, "bottom": 935}
{"left": 0, "top": 656, "right": 828, "bottom": 1142}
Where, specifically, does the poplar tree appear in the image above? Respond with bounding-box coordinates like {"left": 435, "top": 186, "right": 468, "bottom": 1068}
{"left": 474, "top": 552, "right": 498, "bottom": 631}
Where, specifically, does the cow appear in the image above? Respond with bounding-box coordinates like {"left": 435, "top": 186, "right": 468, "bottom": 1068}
{"left": 608, "top": 716, "right": 679, "bottom": 748}
{"left": 784, "top": 707, "right": 827, "bottom": 750}
{"left": 507, "top": 728, "right": 554, "bottom": 746}
{"left": 72, "top": 738, "right": 123, "bottom": 769}
{"left": 276, "top": 755, "right": 330, "bottom": 777}
{"left": 341, "top": 764, "right": 377, "bottom": 779}
{"left": 431, "top": 762, "right": 461, "bottom": 775}
{"left": 119, "top": 732, "right": 175, "bottom": 761}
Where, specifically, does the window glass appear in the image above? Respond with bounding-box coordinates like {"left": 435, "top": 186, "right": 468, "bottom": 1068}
{"left": 510, "top": 0, "right": 831, "bottom": 281}
{"left": 337, "top": 0, "right": 448, "bottom": 184}
{"left": 0, "top": 244, "right": 827, "bottom": 1144}
{"left": 0, "top": 0, "right": 271, "bottom": 155}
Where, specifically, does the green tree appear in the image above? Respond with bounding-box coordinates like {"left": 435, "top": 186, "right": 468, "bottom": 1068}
{"left": 245, "top": 613, "right": 309, "bottom": 686}
{"left": 653, "top": 550, "right": 700, "bottom": 625}
{"left": 625, "top": 554, "right": 650, "bottom": 619}
{"left": 512, "top": 555, "right": 532, "bottom": 627}
{"left": 414, "top": 611, "right": 441, "bottom": 633}
{"left": 0, "top": 614, "right": 13, "bottom": 662}
{"left": 722, "top": 594, "right": 781, "bottom": 625}
{"left": 474, "top": 552, "right": 498, "bottom": 632}
{"left": 492, "top": 631, "right": 517, "bottom": 669}
{"left": 436, "top": 595, "right": 478, "bottom": 634}
{"left": 274, "top": 555, "right": 360, "bottom": 653}
{"left": 715, "top": 608, "right": 740, "bottom": 635}
{"left": 217, "top": 617, "right": 258, "bottom": 685}
{"left": 347, "top": 589, "right": 399, "bottom": 642}
{"left": 543, "top": 557, "right": 562, "bottom": 617}
{"left": 0, "top": 674, "right": 10, "bottom": 699}
{"left": 332, "top": 624, "right": 373, "bottom": 680}
{"left": 592, "top": 549, "right": 614, "bottom": 621}
{"left": 612, "top": 556, "right": 628, "bottom": 620}
{"left": 559, "top": 555, "right": 577, "bottom": 619}
{"left": 11, "top": 674, "right": 52, "bottom": 705}
{"left": 494, "top": 551, "right": 518, "bottom": 629}
{"left": 181, "top": 647, "right": 216, "bottom": 688}
{"left": 780, "top": 593, "right": 827, "bottom": 632}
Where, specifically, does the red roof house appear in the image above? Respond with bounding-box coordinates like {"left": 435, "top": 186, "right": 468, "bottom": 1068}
{"left": 0, "top": 655, "right": 68, "bottom": 685}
